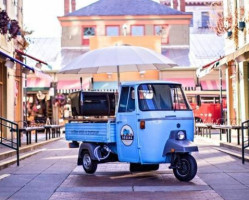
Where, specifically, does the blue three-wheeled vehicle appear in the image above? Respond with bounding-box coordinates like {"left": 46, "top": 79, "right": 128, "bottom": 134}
{"left": 66, "top": 81, "right": 198, "bottom": 182}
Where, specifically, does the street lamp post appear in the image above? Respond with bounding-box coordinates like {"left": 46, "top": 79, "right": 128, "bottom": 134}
{"left": 219, "top": 68, "right": 223, "bottom": 124}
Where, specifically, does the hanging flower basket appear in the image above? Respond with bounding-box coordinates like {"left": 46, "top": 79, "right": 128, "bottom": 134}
{"left": 0, "top": 10, "right": 10, "bottom": 35}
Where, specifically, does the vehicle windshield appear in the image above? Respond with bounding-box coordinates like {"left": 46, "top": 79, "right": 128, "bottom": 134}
{"left": 138, "top": 84, "right": 190, "bottom": 111}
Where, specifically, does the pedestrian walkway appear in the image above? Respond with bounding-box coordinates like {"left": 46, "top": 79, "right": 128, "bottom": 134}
{"left": 0, "top": 137, "right": 248, "bottom": 200}
{"left": 193, "top": 137, "right": 249, "bottom": 200}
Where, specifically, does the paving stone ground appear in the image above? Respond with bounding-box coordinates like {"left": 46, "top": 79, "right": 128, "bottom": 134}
{"left": 0, "top": 137, "right": 249, "bottom": 200}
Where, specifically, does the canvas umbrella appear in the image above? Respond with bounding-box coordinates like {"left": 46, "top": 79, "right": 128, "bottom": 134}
{"left": 59, "top": 45, "right": 177, "bottom": 86}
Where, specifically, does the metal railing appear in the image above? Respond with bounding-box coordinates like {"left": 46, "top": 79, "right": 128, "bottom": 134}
{"left": 242, "top": 119, "right": 249, "bottom": 164}
{"left": 0, "top": 116, "right": 19, "bottom": 166}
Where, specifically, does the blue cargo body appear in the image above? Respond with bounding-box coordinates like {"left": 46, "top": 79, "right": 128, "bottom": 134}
{"left": 65, "top": 122, "right": 116, "bottom": 143}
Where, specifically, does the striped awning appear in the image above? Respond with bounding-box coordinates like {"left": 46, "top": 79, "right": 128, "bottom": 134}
{"left": 200, "top": 80, "right": 226, "bottom": 91}
{"left": 57, "top": 79, "right": 90, "bottom": 94}
{"left": 164, "top": 78, "right": 196, "bottom": 90}
{"left": 27, "top": 77, "right": 51, "bottom": 88}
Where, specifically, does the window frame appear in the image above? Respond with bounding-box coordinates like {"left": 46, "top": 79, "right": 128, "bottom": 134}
{"left": 153, "top": 24, "right": 169, "bottom": 44}
{"left": 131, "top": 25, "right": 145, "bottom": 36}
{"left": 105, "top": 25, "right": 120, "bottom": 36}
{"left": 138, "top": 83, "right": 191, "bottom": 112}
{"left": 82, "top": 25, "right": 96, "bottom": 46}
{"left": 201, "top": 11, "right": 209, "bottom": 28}
{"left": 118, "top": 86, "right": 135, "bottom": 113}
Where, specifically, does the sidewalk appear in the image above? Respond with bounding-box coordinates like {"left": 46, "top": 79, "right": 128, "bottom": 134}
{"left": 0, "top": 131, "right": 63, "bottom": 154}
{"left": 0, "top": 133, "right": 63, "bottom": 170}
{"left": 193, "top": 136, "right": 249, "bottom": 200}
{"left": 0, "top": 136, "right": 248, "bottom": 200}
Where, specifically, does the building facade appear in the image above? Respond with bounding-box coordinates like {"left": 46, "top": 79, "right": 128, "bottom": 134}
{"left": 0, "top": 0, "right": 24, "bottom": 128}
{"left": 58, "top": 0, "right": 192, "bottom": 87}
{"left": 222, "top": 0, "right": 249, "bottom": 123}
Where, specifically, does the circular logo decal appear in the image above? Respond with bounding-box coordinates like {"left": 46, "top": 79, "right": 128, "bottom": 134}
{"left": 120, "top": 125, "right": 134, "bottom": 146}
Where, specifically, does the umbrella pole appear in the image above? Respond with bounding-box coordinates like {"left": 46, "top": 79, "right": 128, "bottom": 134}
{"left": 117, "top": 65, "right": 121, "bottom": 87}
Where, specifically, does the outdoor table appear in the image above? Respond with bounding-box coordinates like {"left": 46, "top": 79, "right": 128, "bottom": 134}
{"left": 195, "top": 123, "right": 212, "bottom": 138}
{"left": 19, "top": 126, "right": 45, "bottom": 146}
{"left": 211, "top": 124, "right": 242, "bottom": 144}
{"left": 44, "top": 125, "right": 64, "bottom": 140}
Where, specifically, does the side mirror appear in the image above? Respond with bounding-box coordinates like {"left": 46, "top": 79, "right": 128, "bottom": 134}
{"left": 197, "top": 95, "right": 201, "bottom": 106}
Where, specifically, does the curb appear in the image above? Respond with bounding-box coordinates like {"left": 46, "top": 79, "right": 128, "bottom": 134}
{"left": 0, "top": 137, "right": 62, "bottom": 163}
{"left": 0, "top": 150, "right": 42, "bottom": 170}
{"left": 220, "top": 142, "right": 249, "bottom": 154}
{"left": 214, "top": 143, "right": 249, "bottom": 162}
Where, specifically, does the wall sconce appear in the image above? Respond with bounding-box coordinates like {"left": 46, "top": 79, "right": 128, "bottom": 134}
{"left": 107, "top": 73, "right": 112, "bottom": 79}
{"left": 35, "top": 62, "right": 42, "bottom": 69}
{"left": 22, "top": 67, "right": 31, "bottom": 75}
{"left": 227, "top": 30, "right": 232, "bottom": 39}
{"left": 238, "top": 21, "right": 246, "bottom": 31}
{"left": 5, "top": 58, "right": 15, "bottom": 69}
{"left": 139, "top": 71, "right": 146, "bottom": 78}
{"left": 122, "top": 24, "right": 128, "bottom": 36}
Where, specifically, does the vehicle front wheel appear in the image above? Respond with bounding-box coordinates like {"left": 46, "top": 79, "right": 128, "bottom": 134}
{"left": 173, "top": 154, "right": 197, "bottom": 182}
{"left": 82, "top": 151, "right": 98, "bottom": 174}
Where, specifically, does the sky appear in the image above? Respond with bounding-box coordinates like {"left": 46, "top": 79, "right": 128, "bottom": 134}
{"left": 23, "top": 0, "right": 159, "bottom": 38}
{"left": 23, "top": 0, "right": 98, "bottom": 38}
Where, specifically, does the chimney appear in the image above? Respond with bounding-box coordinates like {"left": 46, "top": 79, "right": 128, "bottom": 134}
{"left": 179, "top": 0, "right": 185, "bottom": 12}
{"left": 71, "top": 0, "right": 76, "bottom": 12}
{"left": 171, "top": 0, "right": 178, "bottom": 10}
{"left": 64, "top": 0, "right": 70, "bottom": 15}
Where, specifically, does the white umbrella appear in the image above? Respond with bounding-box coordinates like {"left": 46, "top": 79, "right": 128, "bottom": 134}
{"left": 60, "top": 45, "right": 177, "bottom": 85}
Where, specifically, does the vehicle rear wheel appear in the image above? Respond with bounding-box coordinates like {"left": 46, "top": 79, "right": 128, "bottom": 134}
{"left": 130, "top": 163, "right": 159, "bottom": 172}
{"left": 82, "top": 151, "right": 98, "bottom": 174}
{"left": 173, "top": 154, "right": 197, "bottom": 182}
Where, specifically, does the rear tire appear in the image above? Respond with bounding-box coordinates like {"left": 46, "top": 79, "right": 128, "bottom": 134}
{"left": 130, "top": 163, "right": 159, "bottom": 172}
{"left": 82, "top": 151, "right": 98, "bottom": 174}
{"left": 173, "top": 154, "right": 197, "bottom": 182}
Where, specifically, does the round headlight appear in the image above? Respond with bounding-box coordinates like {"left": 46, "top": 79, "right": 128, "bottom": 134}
{"left": 177, "top": 131, "right": 185, "bottom": 140}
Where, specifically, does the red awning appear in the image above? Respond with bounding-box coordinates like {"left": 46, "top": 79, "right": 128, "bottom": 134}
{"left": 27, "top": 77, "right": 51, "bottom": 88}
{"left": 200, "top": 80, "right": 226, "bottom": 90}
{"left": 164, "top": 78, "right": 195, "bottom": 87}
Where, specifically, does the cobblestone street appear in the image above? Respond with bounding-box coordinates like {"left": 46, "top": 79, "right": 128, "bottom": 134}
{"left": 0, "top": 137, "right": 249, "bottom": 200}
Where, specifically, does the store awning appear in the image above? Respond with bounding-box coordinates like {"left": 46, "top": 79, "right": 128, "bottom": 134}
{"left": 200, "top": 80, "right": 226, "bottom": 91}
{"left": 93, "top": 81, "right": 118, "bottom": 90}
{"left": 57, "top": 79, "right": 90, "bottom": 93}
{"left": 0, "top": 50, "right": 34, "bottom": 71}
{"left": 27, "top": 77, "right": 51, "bottom": 88}
{"left": 196, "top": 57, "right": 224, "bottom": 78}
{"left": 164, "top": 78, "right": 196, "bottom": 90}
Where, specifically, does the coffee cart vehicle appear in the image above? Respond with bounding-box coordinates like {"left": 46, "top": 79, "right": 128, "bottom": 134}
{"left": 66, "top": 81, "right": 198, "bottom": 182}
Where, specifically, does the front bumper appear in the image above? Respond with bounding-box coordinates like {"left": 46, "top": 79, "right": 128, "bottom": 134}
{"left": 163, "top": 139, "right": 198, "bottom": 155}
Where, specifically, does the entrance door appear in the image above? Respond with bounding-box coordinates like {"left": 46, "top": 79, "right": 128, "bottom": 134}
{"left": 0, "top": 63, "right": 6, "bottom": 118}
{"left": 116, "top": 86, "right": 139, "bottom": 163}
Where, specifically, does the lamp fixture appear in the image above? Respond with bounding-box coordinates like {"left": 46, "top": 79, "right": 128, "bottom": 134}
{"left": 35, "top": 62, "right": 42, "bottom": 69}
{"left": 5, "top": 58, "right": 15, "bottom": 69}
{"left": 107, "top": 73, "right": 112, "bottom": 79}
{"left": 139, "top": 71, "right": 146, "bottom": 78}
